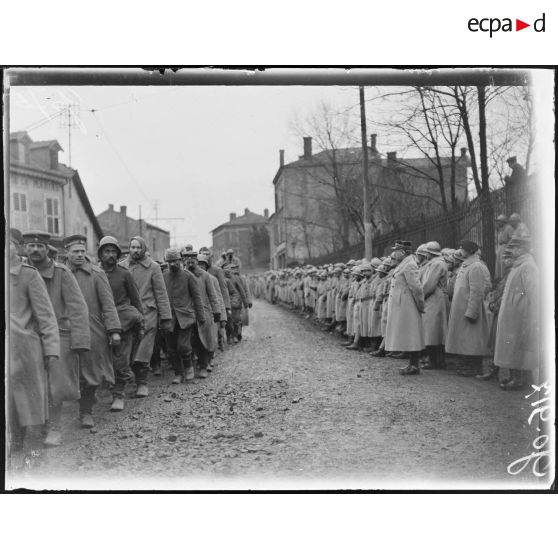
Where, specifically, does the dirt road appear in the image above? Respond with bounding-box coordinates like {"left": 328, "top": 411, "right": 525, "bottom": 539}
{"left": 7, "top": 299, "right": 545, "bottom": 490}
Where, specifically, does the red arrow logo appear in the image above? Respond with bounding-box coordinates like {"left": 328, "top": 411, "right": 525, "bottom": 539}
{"left": 516, "top": 19, "right": 530, "bottom": 31}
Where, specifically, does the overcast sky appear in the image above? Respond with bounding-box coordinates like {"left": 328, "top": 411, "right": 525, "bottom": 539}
{"left": 10, "top": 85, "right": 370, "bottom": 247}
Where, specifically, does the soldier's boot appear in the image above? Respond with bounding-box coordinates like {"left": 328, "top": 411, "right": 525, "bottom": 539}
{"left": 79, "top": 385, "right": 96, "bottom": 429}
{"left": 341, "top": 336, "right": 354, "bottom": 347}
{"left": 503, "top": 369, "right": 527, "bottom": 391}
{"left": 110, "top": 397, "right": 125, "bottom": 412}
{"left": 184, "top": 366, "right": 195, "bottom": 381}
{"left": 134, "top": 362, "right": 150, "bottom": 397}
{"left": 44, "top": 403, "right": 63, "bottom": 446}
{"left": 197, "top": 368, "right": 209, "bottom": 379}
{"left": 421, "top": 346, "right": 438, "bottom": 369}
{"left": 171, "top": 374, "right": 183, "bottom": 384}
{"left": 400, "top": 352, "right": 421, "bottom": 375}
{"left": 346, "top": 334, "right": 362, "bottom": 350}
{"left": 476, "top": 362, "right": 498, "bottom": 381}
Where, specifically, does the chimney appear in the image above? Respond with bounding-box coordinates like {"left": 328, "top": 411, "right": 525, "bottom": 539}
{"left": 303, "top": 137, "right": 312, "bottom": 160}
{"left": 279, "top": 149, "right": 285, "bottom": 168}
{"left": 244, "top": 208, "right": 250, "bottom": 216}
{"left": 230, "top": 212, "right": 237, "bottom": 221}
{"left": 109, "top": 203, "right": 114, "bottom": 212}
{"left": 460, "top": 147, "right": 468, "bottom": 157}
{"left": 120, "top": 205, "right": 127, "bottom": 216}
{"left": 264, "top": 208, "right": 269, "bottom": 218}
{"left": 387, "top": 151, "right": 397, "bottom": 165}
{"left": 370, "top": 134, "right": 377, "bottom": 152}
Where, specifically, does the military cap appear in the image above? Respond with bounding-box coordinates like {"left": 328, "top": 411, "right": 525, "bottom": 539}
{"left": 508, "top": 234, "right": 531, "bottom": 246}
{"left": 164, "top": 247, "right": 182, "bottom": 261}
{"left": 360, "top": 263, "right": 373, "bottom": 272}
{"left": 98, "top": 235, "right": 122, "bottom": 258}
{"left": 197, "top": 253, "right": 210, "bottom": 265}
{"left": 370, "top": 257, "right": 382, "bottom": 269}
{"left": 391, "top": 239, "right": 412, "bottom": 253}
{"left": 509, "top": 213, "right": 522, "bottom": 223}
{"left": 425, "top": 241, "right": 442, "bottom": 256}
{"left": 459, "top": 239, "right": 479, "bottom": 254}
{"left": 226, "top": 248, "right": 234, "bottom": 255}
{"left": 415, "top": 243, "right": 429, "bottom": 256}
{"left": 10, "top": 228, "right": 23, "bottom": 245}
{"left": 495, "top": 214, "right": 508, "bottom": 223}
{"left": 22, "top": 230, "right": 51, "bottom": 245}
{"left": 453, "top": 249, "right": 466, "bottom": 262}
{"left": 63, "top": 234, "right": 87, "bottom": 248}
{"left": 47, "top": 244, "right": 59, "bottom": 258}
{"left": 181, "top": 249, "right": 198, "bottom": 258}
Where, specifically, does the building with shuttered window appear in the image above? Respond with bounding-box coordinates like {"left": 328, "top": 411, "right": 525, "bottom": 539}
{"left": 8, "top": 131, "right": 103, "bottom": 255}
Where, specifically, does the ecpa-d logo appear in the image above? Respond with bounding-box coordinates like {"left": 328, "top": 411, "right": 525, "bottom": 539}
{"left": 468, "top": 12, "right": 546, "bottom": 37}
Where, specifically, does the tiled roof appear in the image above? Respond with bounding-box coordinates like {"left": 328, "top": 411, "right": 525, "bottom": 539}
{"left": 29, "top": 139, "right": 63, "bottom": 151}
{"left": 211, "top": 211, "right": 268, "bottom": 233}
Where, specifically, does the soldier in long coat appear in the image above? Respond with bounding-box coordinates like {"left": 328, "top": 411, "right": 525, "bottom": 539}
{"left": 346, "top": 267, "right": 366, "bottom": 350}
{"left": 420, "top": 241, "right": 449, "bottom": 369}
{"left": 370, "top": 258, "right": 398, "bottom": 357}
{"left": 337, "top": 269, "right": 351, "bottom": 335}
{"left": 343, "top": 269, "right": 359, "bottom": 344}
{"left": 223, "top": 264, "right": 249, "bottom": 343}
{"left": 446, "top": 240, "right": 492, "bottom": 376}
{"left": 162, "top": 248, "right": 205, "bottom": 383}
{"left": 99, "top": 236, "right": 145, "bottom": 411}
{"left": 494, "top": 236, "right": 539, "bottom": 390}
{"left": 385, "top": 247, "right": 425, "bottom": 374}
{"left": 199, "top": 247, "right": 231, "bottom": 350}
{"left": 65, "top": 235, "right": 121, "bottom": 428}
{"left": 368, "top": 260, "right": 387, "bottom": 349}
{"left": 198, "top": 253, "right": 227, "bottom": 366}
{"left": 121, "top": 236, "right": 172, "bottom": 397}
{"left": 24, "top": 231, "right": 90, "bottom": 446}
{"left": 365, "top": 259, "right": 382, "bottom": 346}
{"left": 8, "top": 232, "right": 60, "bottom": 453}
{"left": 494, "top": 215, "right": 514, "bottom": 280}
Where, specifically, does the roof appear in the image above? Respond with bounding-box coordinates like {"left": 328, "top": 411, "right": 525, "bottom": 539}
{"left": 273, "top": 148, "right": 469, "bottom": 184}
{"left": 211, "top": 210, "right": 269, "bottom": 234}
{"left": 29, "top": 139, "right": 63, "bottom": 151}
{"left": 10, "top": 131, "right": 32, "bottom": 143}
{"left": 96, "top": 206, "right": 170, "bottom": 235}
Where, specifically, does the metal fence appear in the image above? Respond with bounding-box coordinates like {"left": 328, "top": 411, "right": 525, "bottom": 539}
{"left": 308, "top": 181, "right": 536, "bottom": 270}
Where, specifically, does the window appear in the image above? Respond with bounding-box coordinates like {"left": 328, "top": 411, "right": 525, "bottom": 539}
{"left": 46, "top": 197, "right": 60, "bottom": 235}
{"left": 12, "top": 192, "right": 29, "bottom": 229}
{"left": 83, "top": 226, "right": 88, "bottom": 238}
{"left": 152, "top": 237, "right": 156, "bottom": 252}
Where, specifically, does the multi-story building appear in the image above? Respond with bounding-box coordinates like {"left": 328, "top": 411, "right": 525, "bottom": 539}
{"left": 8, "top": 131, "right": 103, "bottom": 255}
{"left": 96, "top": 204, "right": 170, "bottom": 261}
{"left": 211, "top": 208, "right": 270, "bottom": 272}
{"left": 270, "top": 135, "right": 470, "bottom": 268}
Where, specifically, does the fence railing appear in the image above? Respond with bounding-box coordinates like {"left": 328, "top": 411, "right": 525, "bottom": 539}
{"left": 307, "top": 181, "right": 535, "bottom": 269}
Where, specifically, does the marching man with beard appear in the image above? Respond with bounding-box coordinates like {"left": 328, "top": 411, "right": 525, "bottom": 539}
{"left": 98, "top": 236, "right": 145, "bottom": 411}
{"left": 162, "top": 248, "right": 205, "bottom": 383}
{"left": 23, "top": 231, "right": 90, "bottom": 446}
{"left": 121, "top": 236, "right": 172, "bottom": 397}
{"left": 64, "top": 234, "right": 121, "bottom": 428}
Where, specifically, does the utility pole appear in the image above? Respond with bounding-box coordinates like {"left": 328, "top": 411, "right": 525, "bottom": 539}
{"left": 59, "top": 104, "right": 80, "bottom": 167}
{"left": 359, "top": 86, "right": 373, "bottom": 261}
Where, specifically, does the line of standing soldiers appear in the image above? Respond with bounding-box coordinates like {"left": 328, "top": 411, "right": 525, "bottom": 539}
{"left": 252, "top": 231, "right": 539, "bottom": 389}
{"left": 7, "top": 229, "right": 251, "bottom": 456}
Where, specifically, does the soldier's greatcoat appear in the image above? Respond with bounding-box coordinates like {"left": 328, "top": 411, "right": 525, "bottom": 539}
{"left": 38, "top": 259, "right": 90, "bottom": 405}
{"left": 121, "top": 247, "right": 171, "bottom": 363}
{"left": 190, "top": 267, "right": 221, "bottom": 352}
{"left": 69, "top": 261, "right": 121, "bottom": 386}
{"left": 446, "top": 254, "right": 491, "bottom": 356}
{"left": 10, "top": 261, "right": 60, "bottom": 426}
{"left": 494, "top": 253, "right": 539, "bottom": 370}
{"left": 421, "top": 256, "right": 449, "bottom": 346}
{"left": 385, "top": 255, "right": 425, "bottom": 352}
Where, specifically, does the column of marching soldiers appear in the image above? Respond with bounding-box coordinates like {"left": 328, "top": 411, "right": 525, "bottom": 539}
{"left": 248, "top": 212, "right": 538, "bottom": 390}
{"left": 8, "top": 229, "right": 252, "bottom": 455}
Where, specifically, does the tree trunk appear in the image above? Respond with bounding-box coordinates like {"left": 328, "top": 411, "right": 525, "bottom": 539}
{"left": 477, "top": 85, "right": 495, "bottom": 276}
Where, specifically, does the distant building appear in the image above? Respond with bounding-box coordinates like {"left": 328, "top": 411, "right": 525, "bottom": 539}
{"left": 8, "top": 131, "right": 103, "bottom": 255}
{"left": 96, "top": 204, "right": 170, "bottom": 261}
{"left": 211, "top": 208, "right": 270, "bottom": 272}
{"left": 270, "top": 136, "right": 470, "bottom": 268}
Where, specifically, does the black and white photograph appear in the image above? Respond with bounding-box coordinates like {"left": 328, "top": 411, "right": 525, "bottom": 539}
{"left": 3, "top": 67, "right": 555, "bottom": 492}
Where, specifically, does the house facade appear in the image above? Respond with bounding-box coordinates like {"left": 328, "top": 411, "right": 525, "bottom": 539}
{"left": 8, "top": 131, "right": 103, "bottom": 255}
{"left": 270, "top": 136, "right": 470, "bottom": 268}
{"left": 211, "top": 208, "right": 270, "bottom": 272}
{"left": 96, "top": 204, "right": 170, "bottom": 261}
